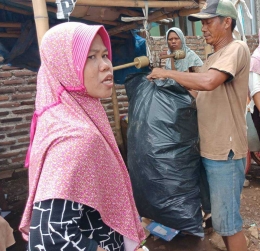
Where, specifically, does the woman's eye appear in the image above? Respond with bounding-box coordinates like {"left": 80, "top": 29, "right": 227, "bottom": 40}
{"left": 88, "top": 55, "right": 95, "bottom": 59}
{"left": 103, "top": 54, "right": 108, "bottom": 58}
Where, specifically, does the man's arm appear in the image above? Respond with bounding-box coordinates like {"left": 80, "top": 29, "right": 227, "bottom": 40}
{"left": 147, "top": 68, "right": 230, "bottom": 91}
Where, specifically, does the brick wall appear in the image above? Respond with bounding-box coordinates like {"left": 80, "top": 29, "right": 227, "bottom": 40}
{"left": 0, "top": 34, "right": 259, "bottom": 206}
{"left": 0, "top": 66, "right": 37, "bottom": 173}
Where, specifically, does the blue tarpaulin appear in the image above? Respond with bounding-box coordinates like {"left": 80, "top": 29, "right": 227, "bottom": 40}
{"left": 112, "top": 30, "right": 150, "bottom": 84}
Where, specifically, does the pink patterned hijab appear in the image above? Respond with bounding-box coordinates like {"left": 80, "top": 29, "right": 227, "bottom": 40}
{"left": 20, "top": 22, "right": 145, "bottom": 250}
{"left": 250, "top": 29, "right": 260, "bottom": 75}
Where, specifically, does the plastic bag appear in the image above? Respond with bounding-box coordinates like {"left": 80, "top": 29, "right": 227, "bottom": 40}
{"left": 125, "top": 73, "right": 204, "bottom": 237}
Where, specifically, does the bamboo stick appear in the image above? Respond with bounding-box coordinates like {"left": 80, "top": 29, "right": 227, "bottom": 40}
{"left": 46, "top": 0, "right": 196, "bottom": 8}
{"left": 31, "top": 0, "right": 49, "bottom": 46}
{"left": 113, "top": 61, "right": 138, "bottom": 71}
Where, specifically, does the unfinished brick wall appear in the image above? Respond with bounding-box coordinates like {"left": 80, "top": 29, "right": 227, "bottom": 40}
{"left": 0, "top": 34, "right": 259, "bottom": 205}
{"left": 0, "top": 66, "right": 37, "bottom": 173}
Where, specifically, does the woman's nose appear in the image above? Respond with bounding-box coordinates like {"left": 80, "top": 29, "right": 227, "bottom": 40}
{"left": 100, "top": 59, "right": 111, "bottom": 71}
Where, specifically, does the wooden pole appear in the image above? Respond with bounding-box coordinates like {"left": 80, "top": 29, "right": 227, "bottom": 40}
{"left": 31, "top": 0, "right": 49, "bottom": 47}
{"left": 46, "top": 0, "right": 197, "bottom": 8}
{"left": 111, "top": 85, "right": 127, "bottom": 162}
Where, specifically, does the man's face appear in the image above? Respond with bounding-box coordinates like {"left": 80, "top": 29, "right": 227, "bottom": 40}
{"left": 167, "top": 31, "right": 182, "bottom": 52}
{"left": 201, "top": 17, "right": 227, "bottom": 46}
{"left": 83, "top": 34, "right": 113, "bottom": 99}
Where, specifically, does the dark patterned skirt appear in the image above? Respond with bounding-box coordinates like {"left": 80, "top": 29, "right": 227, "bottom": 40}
{"left": 28, "top": 199, "right": 124, "bottom": 251}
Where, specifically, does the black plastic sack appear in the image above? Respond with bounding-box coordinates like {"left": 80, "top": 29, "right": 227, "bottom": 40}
{"left": 125, "top": 73, "right": 204, "bottom": 237}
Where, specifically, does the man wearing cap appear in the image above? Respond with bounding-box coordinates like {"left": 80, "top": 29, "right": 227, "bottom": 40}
{"left": 147, "top": 0, "right": 250, "bottom": 250}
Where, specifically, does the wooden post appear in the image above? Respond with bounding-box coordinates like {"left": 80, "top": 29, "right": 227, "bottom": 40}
{"left": 111, "top": 85, "right": 127, "bottom": 162}
{"left": 31, "top": 0, "right": 49, "bottom": 47}
{"left": 46, "top": 0, "right": 197, "bottom": 8}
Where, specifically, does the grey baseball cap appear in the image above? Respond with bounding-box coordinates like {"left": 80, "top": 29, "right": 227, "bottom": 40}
{"left": 188, "top": 0, "right": 238, "bottom": 22}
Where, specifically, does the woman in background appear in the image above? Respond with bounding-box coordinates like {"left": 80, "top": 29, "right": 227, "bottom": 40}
{"left": 165, "top": 27, "right": 203, "bottom": 73}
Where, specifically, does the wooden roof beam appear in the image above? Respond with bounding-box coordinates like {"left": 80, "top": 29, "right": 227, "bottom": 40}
{"left": 108, "top": 7, "right": 200, "bottom": 36}
{"left": 0, "top": 32, "right": 20, "bottom": 38}
{"left": 149, "top": 7, "right": 200, "bottom": 22}
{"left": 0, "top": 22, "right": 21, "bottom": 28}
{"left": 11, "top": 1, "right": 57, "bottom": 13}
{"left": 0, "top": 3, "right": 32, "bottom": 15}
{"left": 111, "top": 33, "right": 130, "bottom": 39}
{"left": 46, "top": 0, "right": 198, "bottom": 8}
{"left": 14, "top": 1, "right": 121, "bottom": 27}
{"left": 5, "top": 29, "right": 21, "bottom": 34}
{"left": 108, "top": 22, "right": 138, "bottom": 36}
{"left": 115, "top": 8, "right": 143, "bottom": 17}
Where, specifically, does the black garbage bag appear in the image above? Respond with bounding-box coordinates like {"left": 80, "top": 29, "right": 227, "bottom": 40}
{"left": 125, "top": 73, "right": 204, "bottom": 237}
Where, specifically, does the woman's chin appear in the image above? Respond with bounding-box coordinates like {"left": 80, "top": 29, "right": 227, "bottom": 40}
{"left": 100, "top": 88, "right": 113, "bottom": 99}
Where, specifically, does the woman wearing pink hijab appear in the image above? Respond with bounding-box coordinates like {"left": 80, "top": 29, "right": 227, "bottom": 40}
{"left": 19, "top": 22, "right": 145, "bottom": 251}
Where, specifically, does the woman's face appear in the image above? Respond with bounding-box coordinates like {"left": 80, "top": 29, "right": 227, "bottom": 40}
{"left": 83, "top": 34, "right": 113, "bottom": 99}
{"left": 167, "top": 31, "right": 182, "bottom": 52}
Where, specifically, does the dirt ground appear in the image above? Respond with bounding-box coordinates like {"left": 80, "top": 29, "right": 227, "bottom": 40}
{"left": 4, "top": 163, "right": 260, "bottom": 251}
{"left": 240, "top": 164, "right": 260, "bottom": 251}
